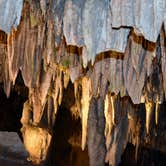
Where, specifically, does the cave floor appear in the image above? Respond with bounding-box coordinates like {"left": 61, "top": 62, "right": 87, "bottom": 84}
{"left": 0, "top": 132, "right": 32, "bottom": 166}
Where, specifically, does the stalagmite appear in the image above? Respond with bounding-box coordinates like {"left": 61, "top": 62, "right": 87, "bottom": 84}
{"left": 21, "top": 126, "right": 51, "bottom": 164}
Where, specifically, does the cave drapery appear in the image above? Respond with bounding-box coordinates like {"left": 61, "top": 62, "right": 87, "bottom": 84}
{"left": 0, "top": 0, "right": 166, "bottom": 165}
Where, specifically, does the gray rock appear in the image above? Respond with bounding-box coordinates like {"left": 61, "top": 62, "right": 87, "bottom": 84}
{"left": 0, "top": 132, "right": 30, "bottom": 165}
{"left": 111, "top": 0, "right": 166, "bottom": 42}
{"left": 0, "top": 0, "right": 23, "bottom": 33}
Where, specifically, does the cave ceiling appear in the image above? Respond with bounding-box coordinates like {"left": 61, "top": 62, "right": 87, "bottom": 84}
{"left": 0, "top": 0, "right": 166, "bottom": 165}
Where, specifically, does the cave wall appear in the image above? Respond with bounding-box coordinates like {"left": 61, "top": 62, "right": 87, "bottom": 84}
{"left": 0, "top": 0, "right": 166, "bottom": 165}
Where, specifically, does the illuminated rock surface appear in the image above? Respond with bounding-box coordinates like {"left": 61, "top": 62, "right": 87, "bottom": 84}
{"left": 0, "top": 0, "right": 165, "bottom": 166}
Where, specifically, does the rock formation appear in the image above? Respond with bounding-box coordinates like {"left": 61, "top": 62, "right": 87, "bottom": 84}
{"left": 0, "top": 0, "right": 166, "bottom": 165}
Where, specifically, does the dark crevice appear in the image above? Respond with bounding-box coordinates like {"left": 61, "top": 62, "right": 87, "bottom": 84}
{"left": 46, "top": 82, "right": 89, "bottom": 166}
{"left": 0, "top": 71, "right": 28, "bottom": 139}
{"left": 119, "top": 143, "right": 166, "bottom": 166}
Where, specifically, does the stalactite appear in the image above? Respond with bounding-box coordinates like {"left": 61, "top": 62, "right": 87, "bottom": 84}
{"left": 63, "top": 70, "right": 70, "bottom": 89}
{"left": 123, "top": 32, "right": 154, "bottom": 104}
{"left": 105, "top": 97, "right": 129, "bottom": 166}
{"left": 161, "top": 28, "right": 166, "bottom": 98}
{"left": 39, "top": 69, "right": 53, "bottom": 107}
{"left": 58, "top": 70, "right": 64, "bottom": 106}
{"left": 104, "top": 93, "right": 114, "bottom": 150}
{"left": 21, "top": 100, "right": 33, "bottom": 126}
{"left": 127, "top": 100, "right": 141, "bottom": 162}
{"left": 110, "top": 95, "right": 116, "bottom": 125}
{"left": 74, "top": 80, "right": 82, "bottom": 117}
{"left": 104, "top": 94, "right": 110, "bottom": 145}
{"left": 0, "top": 32, "right": 11, "bottom": 97}
{"left": 0, "top": 0, "right": 166, "bottom": 165}
{"left": 81, "top": 76, "right": 92, "bottom": 150}
{"left": 47, "top": 95, "right": 55, "bottom": 129}
{"left": 145, "top": 101, "right": 154, "bottom": 135}
{"left": 155, "top": 101, "right": 159, "bottom": 126}
{"left": 52, "top": 71, "right": 60, "bottom": 117}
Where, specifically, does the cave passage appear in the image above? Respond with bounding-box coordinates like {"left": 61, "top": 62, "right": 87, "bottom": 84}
{"left": 0, "top": 67, "right": 165, "bottom": 166}
{"left": 46, "top": 82, "right": 90, "bottom": 166}
{"left": 0, "top": 72, "right": 28, "bottom": 137}
{"left": 0, "top": 1, "right": 166, "bottom": 166}
{"left": 0, "top": 72, "right": 32, "bottom": 166}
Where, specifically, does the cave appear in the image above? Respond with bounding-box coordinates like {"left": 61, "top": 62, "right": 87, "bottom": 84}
{"left": 0, "top": 72, "right": 28, "bottom": 136}
{"left": 45, "top": 82, "right": 89, "bottom": 166}
{"left": 0, "top": 71, "right": 30, "bottom": 165}
{"left": 0, "top": 0, "right": 166, "bottom": 166}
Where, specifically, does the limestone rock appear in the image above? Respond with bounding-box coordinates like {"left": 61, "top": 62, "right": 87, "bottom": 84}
{"left": 21, "top": 126, "right": 51, "bottom": 164}
{"left": 0, "top": 0, "right": 23, "bottom": 33}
